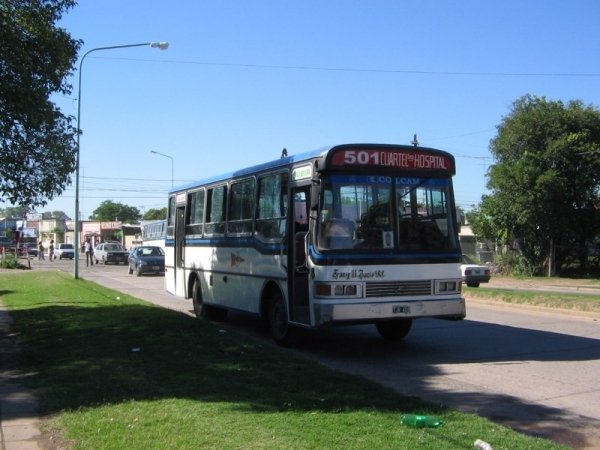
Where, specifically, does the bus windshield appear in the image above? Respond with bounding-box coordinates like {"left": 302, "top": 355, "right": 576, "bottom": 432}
{"left": 317, "top": 175, "right": 459, "bottom": 252}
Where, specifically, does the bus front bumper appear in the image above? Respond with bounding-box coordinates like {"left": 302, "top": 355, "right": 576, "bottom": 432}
{"left": 313, "top": 297, "right": 466, "bottom": 326}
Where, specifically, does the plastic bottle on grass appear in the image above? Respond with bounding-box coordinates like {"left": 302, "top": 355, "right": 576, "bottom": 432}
{"left": 474, "top": 439, "right": 493, "bottom": 450}
{"left": 400, "top": 414, "right": 443, "bottom": 428}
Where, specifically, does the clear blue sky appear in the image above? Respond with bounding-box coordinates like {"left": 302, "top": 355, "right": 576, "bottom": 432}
{"left": 31, "top": 0, "right": 600, "bottom": 219}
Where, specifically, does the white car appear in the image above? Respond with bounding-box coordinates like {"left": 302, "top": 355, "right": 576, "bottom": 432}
{"left": 461, "top": 254, "right": 491, "bottom": 288}
{"left": 94, "top": 242, "right": 129, "bottom": 265}
{"left": 55, "top": 243, "right": 75, "bottom": 260}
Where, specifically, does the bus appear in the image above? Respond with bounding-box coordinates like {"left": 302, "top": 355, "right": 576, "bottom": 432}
{"left": 165, "top": 143, "right": 465, "bottom": 345}
{"left": 142, "top": 219, "right": 167, "bottom": 248}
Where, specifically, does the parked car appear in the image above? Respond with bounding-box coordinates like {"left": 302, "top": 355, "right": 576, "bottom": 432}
{"left": 17, "top": 242, "right": 38, "bottom": 257}
{"left": 94, "top": 242, "right": 129, "bottom": 265}
{"left": 461, "top": 254, "right": 491, "bottom": 288}
{"left": 55, "top": 243, "right": 75, "bottom": 259}
{"left": 128, "top": 246, "right": 165, "bottom": 276}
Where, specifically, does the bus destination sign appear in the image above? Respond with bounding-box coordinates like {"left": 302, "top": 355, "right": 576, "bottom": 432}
{"left": 330, "top": 148, "right": 454, "bottom": 173}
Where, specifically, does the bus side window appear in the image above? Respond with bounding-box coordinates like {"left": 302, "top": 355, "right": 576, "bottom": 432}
{"left": 228, "top": 178, "right": 255, "bottom": 235}
{"left": 167, "top": 196, "right": 176, "bottom": 237}
{"left": 186, "top": 189, "right": 204, "bottom": 236}
{"left": 256, "top": 173, "right": 288, "bottom": 241}
{"left": 205, "top": 185, "right": 226, "bottom": 235}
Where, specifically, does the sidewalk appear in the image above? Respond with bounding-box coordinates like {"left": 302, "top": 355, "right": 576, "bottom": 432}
{"left": 0, "top": 306, "right": 42, "bottom": 450}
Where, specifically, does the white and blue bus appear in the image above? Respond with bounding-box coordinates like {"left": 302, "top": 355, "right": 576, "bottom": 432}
{"left": 142, "top": 219, "right": 167, "bottom": 248}
{"left": 165, "top": 143, "right": 465, "bottom": 345}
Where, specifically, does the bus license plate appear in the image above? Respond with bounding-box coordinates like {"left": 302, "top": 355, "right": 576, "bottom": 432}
{"left": 393, "top": 305, "right": 410, "bottom": 314}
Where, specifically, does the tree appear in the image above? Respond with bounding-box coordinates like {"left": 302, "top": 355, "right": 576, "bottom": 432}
{"left": 477, "top": 95, "right": 600, "bottom": 275}
{"left": 41, "top": 210, "right": 70, "bottom": 220}
{"left": 0, "top": 205, "right": 27, "bottom": 218}
{"left": 143, "top": 207, "right": 167, "bottom": 220}
{"left": 0, "top": 0, "right": 81, "bottom": 208}
{"left": 90, "top": 200, "right": 141, "bottom": 223}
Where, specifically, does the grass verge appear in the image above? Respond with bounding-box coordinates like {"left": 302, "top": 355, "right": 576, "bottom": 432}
{"left": 0, "top": 271, "right": 566, "bottom": 449}
{"left": 464, "top": 286, "right": 600, "bottom": 314}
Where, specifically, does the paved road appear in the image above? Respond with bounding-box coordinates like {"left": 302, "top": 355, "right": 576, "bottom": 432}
{"left": 294, "top": 304, "right": 600, "bottom": 449}
{"left": 43, "top": 257, "right": 600, "bottom": 449}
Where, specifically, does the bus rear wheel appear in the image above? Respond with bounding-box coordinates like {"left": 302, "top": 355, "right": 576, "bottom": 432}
{"left": 267, "top": 289, "right": 296, "bottom": 347}
{"left": 192, "top": 278, "right": 227, "bottom": 321}
{"left": 375, "top": 319, "right": 413, "bottom": 340}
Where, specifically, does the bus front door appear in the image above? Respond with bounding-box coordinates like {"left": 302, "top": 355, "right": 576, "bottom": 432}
{"left": 288, "top": 187, "right": 310, "bottom": 324}
{"left": 174, "top": 205, "right": 186, "bottom": 297}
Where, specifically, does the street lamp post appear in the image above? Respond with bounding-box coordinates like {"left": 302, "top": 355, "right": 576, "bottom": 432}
{"left": 150, "top": 150, "right": 174, "bottom": 187}
{"left": 74, "top": 41, "right": 168, "bottom": 279}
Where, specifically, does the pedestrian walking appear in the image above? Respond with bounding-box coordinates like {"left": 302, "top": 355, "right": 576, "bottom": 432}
{"left": 38, "top": 241, "right": 45, "bottom": 260}
{"left": 49, "top": 240, "right": 55, "bottom": 261}
{"left": 85, "top": 238, "right": 94, "bottom": 266}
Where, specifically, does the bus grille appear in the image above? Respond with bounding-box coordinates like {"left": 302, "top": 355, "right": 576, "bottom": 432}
{"left": 365, "top": 280, "right": 432, "bottom": 298}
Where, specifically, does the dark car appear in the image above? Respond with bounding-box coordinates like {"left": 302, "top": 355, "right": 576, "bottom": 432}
{"left": 94, "top": 242, "right": 129, "bottom": 265}
{"left": 128, "top": 246, "right": 165, "bottom": 276}
{"left": 17, "top": 242, "right": 38, "bottom": 257}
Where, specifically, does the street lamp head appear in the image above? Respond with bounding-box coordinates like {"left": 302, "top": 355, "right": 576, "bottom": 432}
{"left": 150, "top": 150, "right": 174, "bottom": 187}
{"left": 150, "top": 41, "right": 169, "bottom": 50}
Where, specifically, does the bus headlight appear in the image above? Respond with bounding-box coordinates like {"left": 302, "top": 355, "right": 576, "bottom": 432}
{"left": 435, "top": 279, "right": 461, "bottom": 294}
{"left": 315, "top": 283, "right": 362, "bottom": 298}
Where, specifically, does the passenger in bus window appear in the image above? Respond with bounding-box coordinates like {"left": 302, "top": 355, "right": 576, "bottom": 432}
{"left": 323, "top": 219, "right": 353, "bottom": 237}
{"left": 320, "top": 219, "right": 355, "bottom": 249}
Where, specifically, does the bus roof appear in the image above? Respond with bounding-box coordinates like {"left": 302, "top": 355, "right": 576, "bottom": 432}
{"left": 169, "top": 145, "right": 331, "bottom": 194}
{"left": 169, "top": 143, "right": 454, "bottom": 194}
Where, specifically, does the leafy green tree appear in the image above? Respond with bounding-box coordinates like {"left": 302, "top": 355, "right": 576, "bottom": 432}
{"left": 479, "top": 95, "right": 600, "bottom": 274}
{"left": 143, "top": 207, "right": 167, "bottom": 220}
{"left": 41, "top": 210, "right": 70, "bottom": 220}
{"left": 52, "top": 210, "right": 70, "bottom": 220}
{"left": 0, "top": 0, "right": 80, "bottom": 207}
{"left": 0, "top": 205, "right": 27, "bottom": 218}
{"left": 90, "top": 200, "right": 141, "bottom": 223}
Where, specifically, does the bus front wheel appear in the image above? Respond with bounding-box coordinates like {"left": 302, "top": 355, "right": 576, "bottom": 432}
{"left": 267, "top": 289, "right": 296, "bottom": 347}
{"left": 192, "top": 278, "right": 227, "bottom": 321}
{"left": 375, "top": 319, "right": 413, "bottom": 340}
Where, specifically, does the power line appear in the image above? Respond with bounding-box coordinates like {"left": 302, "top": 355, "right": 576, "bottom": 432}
{"left": 95, "top": 55, "right": 600, "bottom": 78}
{"left": 83, "top": 175, "right": 188, "bottom": 182}
{"left": 454, "top": 153, "right": 494, "bottom": 161}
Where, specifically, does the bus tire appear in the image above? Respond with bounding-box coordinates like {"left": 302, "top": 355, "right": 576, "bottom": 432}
{"left": 192, "top": 278, "right": 227, "bottom": 321}
{"left": 375, "top": 319, "right": 413, "bottom": 340}
{"left": 267, "top": 288, "right": 296, "bottom": 347}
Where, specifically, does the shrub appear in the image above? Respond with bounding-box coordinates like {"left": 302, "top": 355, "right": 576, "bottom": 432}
{"left": 0, "top": 254, "right": 25, "bottom": 269}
